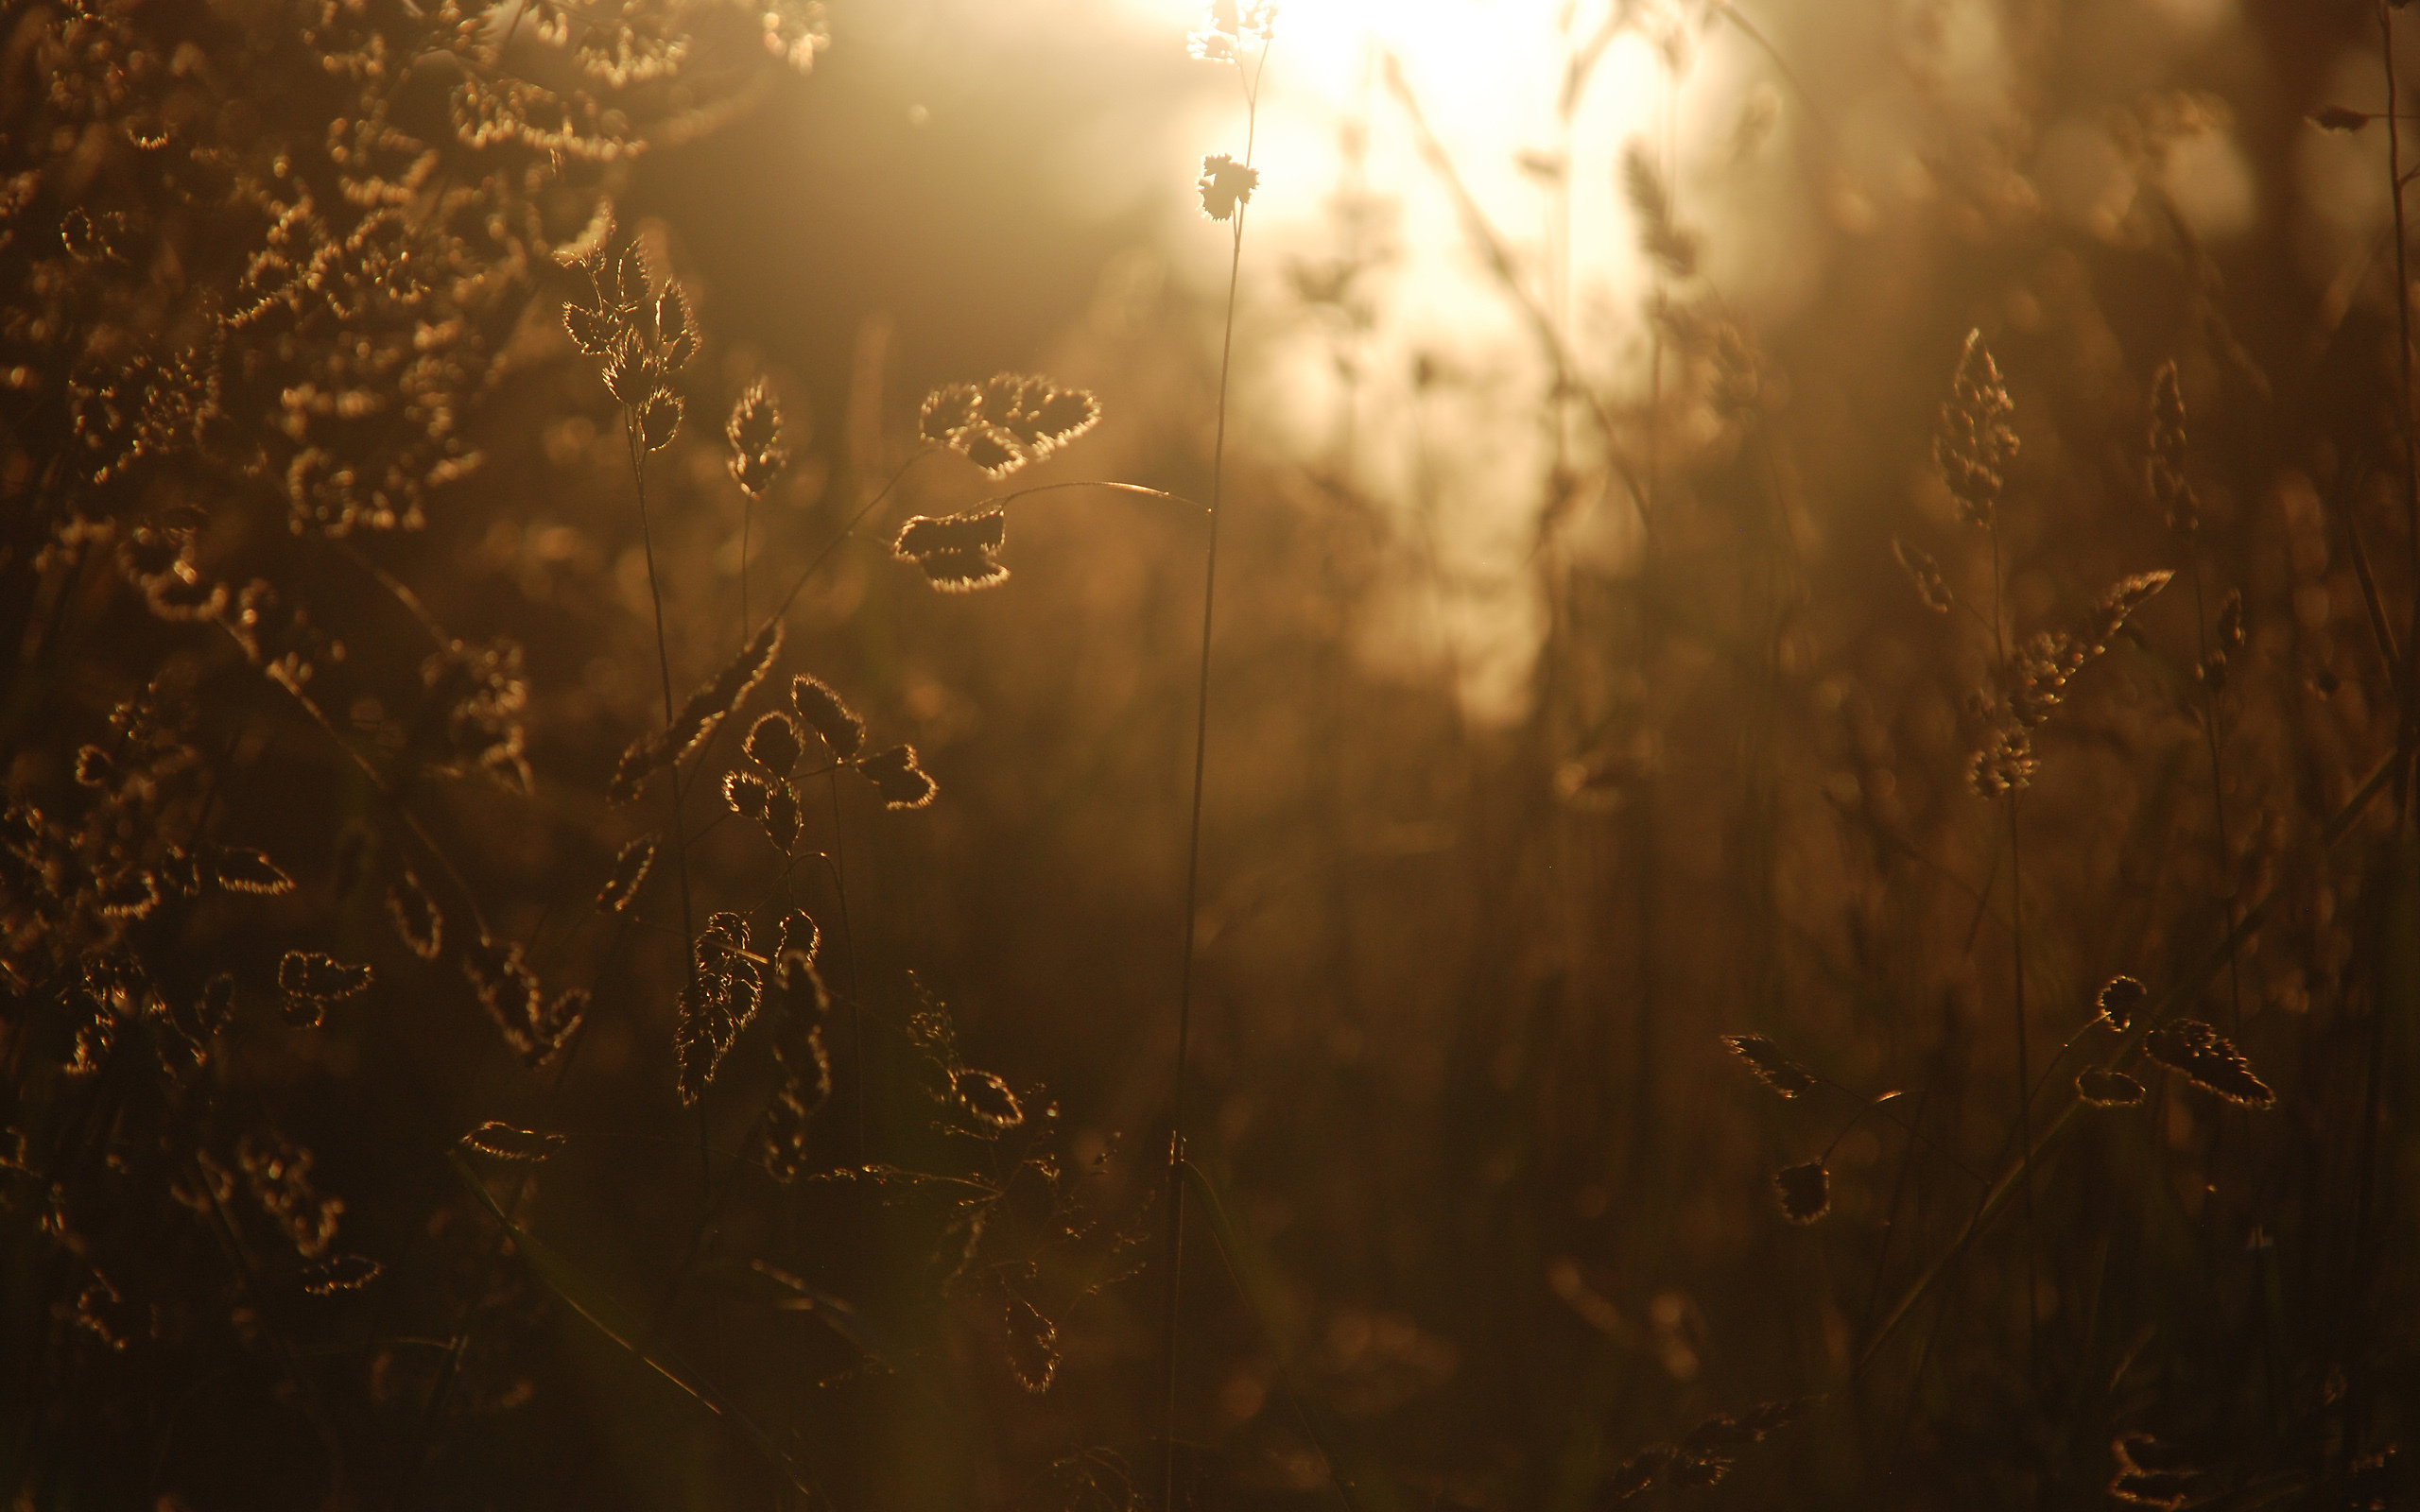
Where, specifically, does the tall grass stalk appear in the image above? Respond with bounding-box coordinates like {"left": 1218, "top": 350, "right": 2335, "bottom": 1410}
{"left": 624, "top": 410, "right": 708, "bottom": 1181}
{"left": 1163, "top": 38, "right": 1270, "bottom": 1512}
{"left": 1986, "top": 523, "right": 2039, "bottom": 1374}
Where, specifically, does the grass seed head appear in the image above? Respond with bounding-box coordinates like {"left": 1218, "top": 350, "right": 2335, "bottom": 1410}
{"left": 791, "top": 675, "right": 866, "bottom": 759}
{"left": 762, "top": 781, "right": 801, "bottom": 851}
{"left": 1772, "top": 1161, "right": 1830, "bottom": 1224}
{"left": 2097, "top": 974, "right": 2147, "bottom": 1030}
{"left": 1934, "top": 330, "right": 2017, "bottom": 529}
{"left": 745, "top": 712, "right": 804, "bottom": 775}
{"left": 956, "top": 1069, "right": 1025, "bottom": 1131}
{"left": 2078, "top": 1069, "right": 2146, "bottom": 1106}
{"left": 209, "top": 846, "right": 296, "bottom": 896}
{"left": 726, "top": 380, "right": 788, "bottom": 495}
{"left": 460, "top": 1122, "right": 566, "bottom": 1161}
{"left": 1722, "top": 1033, "right": 1816, "bottom": 1097}
{"left": 724, "top": 769, "right": 770, "bottom": 819}
{"left": 387, "top": 870, "right": 442, "bottom": 961}
{"left": 858, "top": 744, "right": 937, "bottom": 809}
{"left": 2144, "top": 1019, "right": 2276, "bottom": 1108}
{"left": 596, "top": 835, "right": 656, "bottom": 914}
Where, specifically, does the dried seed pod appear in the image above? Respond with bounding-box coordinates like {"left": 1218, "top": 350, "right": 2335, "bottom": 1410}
{"left": 857, "top": 745, "right": 937, "bottom": 809}
{"left": 460, "top": 1122, "right": 566, "bottom": 1161}
{"left": 596, "top": 835, "right": 656, "bottom": 914}
{"left": 73, "top": 745, "right": 114, "bottom": 787}
{"left": 2077, "top": 1070, "right": 2146, "bottom": 1107}
{"left": 2217, "top": 587, "right": 2245, "bottom": 658}
{"left": 1722, "top": 1033, "right": 1815, "bottom": 1098}
{"left": 744, "top": 712, "right": 804, "bottom": 775}
{"left": 2097, "top": 974, "right": 2147, "bottom": 1031}
{"left": 2144, "top": 1020, "right": 2276, "bottom": 1108}
{"left": 955, "top": 1069, "right": 1025, "bottom": 1131}
{"left": 1772, "top": 1161, "right": 1830, "bottom": 1224}
{"left": 1891, "top": 537, "right": 1952, "bottom": 613}
{"left": 387, "top": 870, "right": 442, "bottom": 961}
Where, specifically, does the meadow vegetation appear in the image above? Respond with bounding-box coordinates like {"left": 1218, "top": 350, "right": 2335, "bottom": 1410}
{"left": 0, "top": 0, "right": 2412, "bottom": 1508}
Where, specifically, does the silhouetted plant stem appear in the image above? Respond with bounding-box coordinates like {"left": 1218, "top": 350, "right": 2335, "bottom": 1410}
{"left": 1164, "top": 43, "right": 1266, "bottom": 1512}
{"left": 623, "top": 412, "right": 706, "bottom": 1182}
{"left": 1988, "top": 524, "right": 2039, "bottom": 1376}
{"left": 828, "top": 767, "right": 867, "bottom": 1160}
{"left": 2387, "top": 0, "right": 2420, "bottom": 822}
{"left": 2185, "top": 557, "right": 2245, "bottom": 1030}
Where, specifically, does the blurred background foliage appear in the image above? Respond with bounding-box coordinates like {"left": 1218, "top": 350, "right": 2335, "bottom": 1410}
{"left": 2, "top": 0, "right": 2415, "bottom": 1508}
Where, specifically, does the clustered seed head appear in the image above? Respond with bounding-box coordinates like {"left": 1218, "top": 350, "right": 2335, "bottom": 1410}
{"left": 791, "top": 675, "right": 866, "bottom": 759}
{"left": 564, "top": 238, "right": 695, "bottom": 452}
{"left": 1187, "top": 0, "right": 1276, "bottom": 60}
{"left": 955, "top": 1069, "right": 1025, "bottom": 1132}
{"left": 1934, "top": 330, "right": 2017, "bottom": 529}
{"left": 609, "top": 620, "right": 783, "bottom": 805}
{"left": 2144, "top": 1019, "right": 2276, "bottom": 1108}
{"left": 677, "top": 912, "right": 765, "bottom": 1105}
{"left": 1722, "top": 1033, "right": 1816, "bottom": 1098}
{"left": 918, "top": 374, "right": 1099, "bottom": 481}
{"left": 1967, "top": 568, "right": 2172, "bottom": 799}
{"left": 1198, "top": 153, "right": 1260, "bottom": 222}
{"left": 894, "top": 509, "right": 1011, "bottom": 592}
{"left": 2097, "top": 974, "right": 2148, "bottom": 1031}
{"left": 2148, "top": 360, "right": 2197, "bottom": 535}
{"left": 745, "top": 711, "right": 804, "bottom": 776}
{"left": 726, "top": 380, "right": 788, "bottom": 496}
{"left": 858, "top": 744, "right": 937, "bottom": 810}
